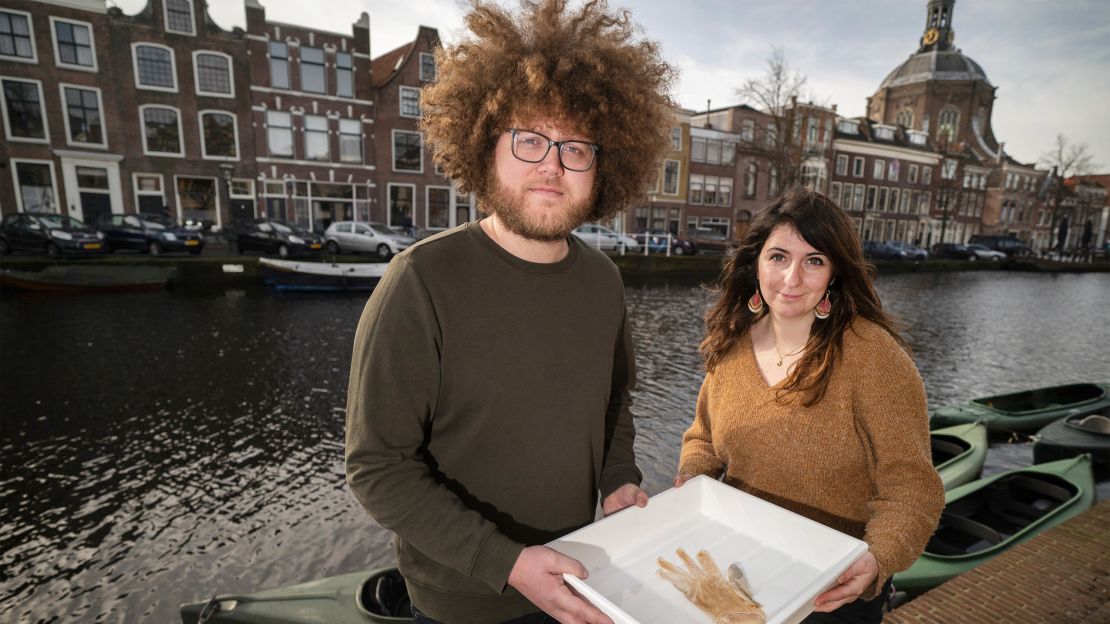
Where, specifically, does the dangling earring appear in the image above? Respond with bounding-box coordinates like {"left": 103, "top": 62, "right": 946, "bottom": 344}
{"left": 747, "top": 289, "right": 764, "bottom": 314}
{"left": 815, "top": 290, "right": 832, "bottom": 319}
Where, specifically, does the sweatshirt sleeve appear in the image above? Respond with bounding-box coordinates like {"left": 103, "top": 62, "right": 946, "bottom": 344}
{"left": 852, "top": 330, "right": 945, "bottom": 599}
{"left": 344, "top": 256, "right": 523, "bottom": 593}
{"left": 678, "top": 373, "right": 727, "bottom": 478}
{"left": 598, "top": 306, "right": 643, "bottom": 498}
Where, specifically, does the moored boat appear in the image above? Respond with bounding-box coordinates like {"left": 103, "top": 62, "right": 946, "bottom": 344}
{"left": 931, "top": 422, "right": 988, "bottom": 490}
{"left": 1033, "top": 410, "right": 1110, "bottom": 480}
{"left": 259, "top": 257, "right": 389, "bottom": 292}
{"left": 892, "top": 454, "right": 1095, "bottom": 597}
{"left": 180, "top": 567, "right": 413, "bottom": 623}
{"left": 0, "top": 264, "right": 176, "bottom": 292}
{"left": 929, "top": 382, "right": 1110, "bottom": 434}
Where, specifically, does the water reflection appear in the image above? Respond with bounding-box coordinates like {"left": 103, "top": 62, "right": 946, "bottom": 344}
{"left": 1, "top": 272, "right": 1108, "bottom": 622}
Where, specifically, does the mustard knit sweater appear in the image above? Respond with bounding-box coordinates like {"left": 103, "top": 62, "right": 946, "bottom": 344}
{"left": 679, "top": 319, "right": 944, "bottom": 599}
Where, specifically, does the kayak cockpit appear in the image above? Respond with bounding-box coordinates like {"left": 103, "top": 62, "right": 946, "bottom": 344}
{"left": 931, "top": 434, "right": 971, "bottom": 468}
{"left": 973, "top": 383, "right": 1105, "bottom": 414}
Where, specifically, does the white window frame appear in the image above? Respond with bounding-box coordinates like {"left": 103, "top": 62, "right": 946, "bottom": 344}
{"left": 10, "top": 158, "right": 60, "bottom": 213}
{"left": 268, "top": 40, "right": 289, "bottom": 90}
{"left": 338, "top": 118, "right": 362, "bottom": 164}
{"left": 198, "top": 109, "right": 239, "bottom": 161}
{"left": 59, "top": 83, "right": 107, "bottom": 149}
{"left": 335, "top": 51, "right": 354, "bottom": 98}
{"left": 133, "top": 173, "right": 165, "bottom": 212}
{"left": 399, "top": 85, "right": 421, "bottom": 119}
{"left": 425, "top": 185, "right": 452, "bottom": 229}
{"left": 836, "top": 154, "right": 848, "bottom": 176}
{"left": 387, "top": 182, "right": 416, "bottom": 227}
{"left": 192, "top": 50, "right": 234, "bottom": 98}
{"left": 303, "top": 114, "right": 330, "bottom": 162}
{"left": 419, "top": 52, "right": 436, "bottom": 82}
{"left": 852, "top": 156, "right": 865, "bottom": 178}
{"left": 299, "top": 46, "right": 326, "bottom": 94}
{"left": 670, "top": 127, "right": 682, "bottom": 151}
{"left": 874, "top": 159, "right": 885, "bottom": 181}
{"left": 164, "top": 0, "right": 196, "bottom": 36}
{"left": 662, "top": 159, "right": 680, "bottom": 196}
{"left": 0, "top": 9, "right": 37, "bottom": 64}
{"left": 0, "top": 75, "right": 49, "bottom": 144}
{"left": 391, "top": 129, "right": 424, "bottom": 173}
{"left": 265, "top": 109, "right": 294, "bottom": 158}
{"left": 49, "top": 16, "right": 97, "bottom": 72}
{"left": 139, "top": 104, "right": 185, "bottom": 158}
{"left": 173, "top": 174, "right": 221, "bottom": 227}
{"left": 132, "top": 42, "right": 178, "bottom": 93}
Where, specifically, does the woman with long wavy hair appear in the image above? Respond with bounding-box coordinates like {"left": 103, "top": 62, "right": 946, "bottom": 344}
{"left": 675, "top": 186, "right": 944, "bottom": 623}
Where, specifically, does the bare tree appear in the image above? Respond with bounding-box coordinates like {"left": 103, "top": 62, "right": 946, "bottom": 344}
{"left": 1039, "top": 134, "right": 1098, "bottom": 251}
{"left": 735, "top": 47, "right": 823, "bottom": 196}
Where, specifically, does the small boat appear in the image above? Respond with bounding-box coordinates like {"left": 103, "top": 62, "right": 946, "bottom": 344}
{"left": 892, "top": 454, "right": 1095, "bottom": 597}
{"left": 180, "top": 567, "right": 414, "bottom": 623}
{"left": 0, "top": 264, "right": 175, "bottom": 292}
{"left": 929, "top": 382, "right": 1110, "bottom": 434}
{"left": 259, "top": 257, "right": 389, "bottom": 292}
{"left": 931, "top": 422, "right": 988, "bottom": 490}
{"left": 1033, "top": 409, "right": 1110, "bottom": 480}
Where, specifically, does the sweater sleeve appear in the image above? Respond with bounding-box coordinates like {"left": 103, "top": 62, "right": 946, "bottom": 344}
{"left": 852, "top": 330, "right": 945, "bottom": 599}
{"left": 344, "top": 256, "right": 523, "bottom": 593}
{"left": 678, "top": 373, "right": 727, "bottom": 478}
{"left": 598, "top": 306, "right": 643, "bottom": 498}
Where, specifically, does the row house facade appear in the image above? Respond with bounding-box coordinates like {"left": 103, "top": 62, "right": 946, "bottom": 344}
{"left": 984, "top": 157, "right": 1051, "bottom": 250}
{"left": 621, "top": 108, "right": 691, "bottom": 236}
{"left": 1058, "top": 177, "right": 1108, "bottom": 252}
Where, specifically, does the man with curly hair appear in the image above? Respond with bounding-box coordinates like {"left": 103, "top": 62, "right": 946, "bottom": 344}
{"left": 345, "top": 1, "right": 673, "bottom": 623}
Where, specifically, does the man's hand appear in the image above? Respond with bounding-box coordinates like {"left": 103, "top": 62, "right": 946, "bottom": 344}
{"left": 507, "top": 546, "right": 613, "bottom": 624}
{"left": 813, "top": 550, "right": 878, "bottom": 612}
{"left": 601, "top": 483, "right": 648, "bottom": 516}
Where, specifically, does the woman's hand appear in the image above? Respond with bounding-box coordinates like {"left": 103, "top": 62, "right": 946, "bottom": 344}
{"left": 812, "top": 550, "right": 878, "bottom": 612}
{"left": 672, "top": 473, "right": 696, "bottom": 488}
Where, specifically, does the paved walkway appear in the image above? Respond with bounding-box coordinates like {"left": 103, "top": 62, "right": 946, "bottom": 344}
{"left": 886, "top": 498, "right": 1110, "bottom": 623}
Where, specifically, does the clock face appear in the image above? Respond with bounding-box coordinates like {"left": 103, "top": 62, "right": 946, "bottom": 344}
{"left": 924, "top": 28, "right": 939, "bottom": 45}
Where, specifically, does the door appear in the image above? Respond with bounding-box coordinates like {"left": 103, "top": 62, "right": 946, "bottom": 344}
{"left": 230, "top": 199, "right": 254, "bottom": 225}
{"left": 80, "top": 192, "right": 112, "bottom": 229}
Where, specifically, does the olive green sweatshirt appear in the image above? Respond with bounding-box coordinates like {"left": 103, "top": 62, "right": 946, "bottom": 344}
{"left": 345, "top": 221, "right": 640, "bottom": 623}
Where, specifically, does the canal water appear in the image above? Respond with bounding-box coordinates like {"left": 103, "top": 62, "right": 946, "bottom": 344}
{"left": 1, "top": 271, "right": 1108, "bottom": 623}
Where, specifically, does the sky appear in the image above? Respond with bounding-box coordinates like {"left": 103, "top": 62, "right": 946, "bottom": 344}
{"left": 114, "top": 0, "right": 1110, "bottom": 171}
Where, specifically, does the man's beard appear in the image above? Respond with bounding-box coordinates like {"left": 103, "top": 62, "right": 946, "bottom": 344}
{"left": 481, "top": 175, "right": 597, "bottom": 242}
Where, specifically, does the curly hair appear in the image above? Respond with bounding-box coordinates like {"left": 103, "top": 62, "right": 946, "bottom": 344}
{"left": 701, "top": 186, "right": 909, "bottom": 407}
{"left": 421, "top": 0, "right": 675, "bottom": 220}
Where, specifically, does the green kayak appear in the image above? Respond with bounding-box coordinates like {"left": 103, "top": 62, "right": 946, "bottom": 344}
{"left": 892, "top": 454, "right": 1095, "bottom": 597}
{"left": 931, "top": 422, "right": 988, "bottom": 490}
{"left": 1033, "top": 410, "right": 1110, "bottom": 480}
{"left": 929, "top": 382, "right": 1110, "bottom": 434}
{"left": 180, "top": 567, "right": 414, "bottom": 623}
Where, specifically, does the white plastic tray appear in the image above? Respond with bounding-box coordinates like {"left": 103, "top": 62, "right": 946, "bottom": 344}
{"left": 548, "top": 476, "right": 868, "bottom": 624}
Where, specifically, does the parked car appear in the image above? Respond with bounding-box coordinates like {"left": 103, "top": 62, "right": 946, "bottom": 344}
{"left": 415, "top": 227, "right": 448, "bottom": 241}
{"left": 965, "top": 243, "right": 1007, "bottom": 261}
{"left": 97, "top": 213, "right": 204, "bottom": 256}
{"left": 632, "top": 229, "right": 697, "bottom": 255}
{"left": 233, "top": 219, "right": 323, "bottom": 258}
{"left": 885, "top": 240, "right": 929, "bottom": 261}
{"left": 572, "top": 224, "right": 640, "bottom": 252}
{"left": 323, "top": 221, "right": 416, "bottom": 259}
{"left": 0, "top": 212, "right": 106, "bottom": 257}
{"left": 968, "top": 234, "right": 1032, "bottom": 257}
{"left": 932, "top": 243, "right": 975, "bottom": 260}
{"left": 862, "top": 240, "right": 909, "bottom": 261}
{"left": 687, "top": 227, "right": 731, "bottom": 254}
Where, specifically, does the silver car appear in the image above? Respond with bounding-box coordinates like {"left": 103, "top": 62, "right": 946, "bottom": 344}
{"left": 324, "top": 221, "right": 415, "bottom": 259}
{"left": 572, "top": 224, "right": 640, "bottom": 252}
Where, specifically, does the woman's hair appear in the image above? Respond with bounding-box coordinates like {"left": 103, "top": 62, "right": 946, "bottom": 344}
{"left": 421, "top": 0, "right": 675, "bottom": 220}
{"left": 701, "top": 186, "right": 908, "bottom": 406}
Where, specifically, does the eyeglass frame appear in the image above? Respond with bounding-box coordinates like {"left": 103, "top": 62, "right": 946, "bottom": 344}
{"left": 506, "top": 128, "right": 600, "bottom": 172}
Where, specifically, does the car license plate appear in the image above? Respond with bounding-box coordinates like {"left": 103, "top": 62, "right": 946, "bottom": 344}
{"left": 185, "top": 239, "right": 199, "bottom": 246}
{"left": 310, "top": 243, "right": 321, "bottom": 249}
{"left": 83, "top": 243, "right": 102, "bottom": 250}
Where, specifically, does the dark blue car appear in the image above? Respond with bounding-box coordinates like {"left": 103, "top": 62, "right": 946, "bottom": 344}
{"left": 0, "top": 212, "right": 106, "bottom": 257}
{"left": 97, "top": 213, "right": 204, "bottom": 256}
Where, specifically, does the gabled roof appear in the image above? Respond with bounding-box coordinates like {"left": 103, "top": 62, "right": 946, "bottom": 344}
{"left": 371, "top": 26, "right": 440, "bottom": 89}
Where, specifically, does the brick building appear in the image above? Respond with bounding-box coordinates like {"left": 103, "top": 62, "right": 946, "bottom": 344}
{"left": 623, "top": 108, "right": 691, "bottom": 236}
{"left": 986, "top": 158, "right": 1051, "bottom": 249}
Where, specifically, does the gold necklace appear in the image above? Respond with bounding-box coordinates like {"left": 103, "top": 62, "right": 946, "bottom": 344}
{"left": 771, "top": 329, "right": 805, "bottom": 367}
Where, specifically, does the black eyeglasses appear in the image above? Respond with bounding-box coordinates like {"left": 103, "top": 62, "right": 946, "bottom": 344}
{"left": 507, "top": 128, "right": 599, "bottom": 172}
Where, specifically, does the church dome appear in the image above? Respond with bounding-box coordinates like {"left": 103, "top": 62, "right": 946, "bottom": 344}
{"left": 878, "top": 48, "right": 991, "bottom": 90}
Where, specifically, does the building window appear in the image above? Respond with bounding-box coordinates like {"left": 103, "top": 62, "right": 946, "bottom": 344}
{"left": 200, "top": 111, "right": 237, "bottom": 159}
{"left": 14, "top": 161, "right": 57, "bottom": 212}
{"left": 134, "top": 173, "right": 165, "bottom": 214}
{"left": 765, "top": 122, "right": 776, "bottom": 147}
{"left": 62, "top": 85, "right": 104, "bottom": 146}
{"left": 691, "top": 137, "right": 706, "bottom": 162}
{"left": 339, "top": 118, "right": 361, "bottom": 163}
{"left": 266, "top": 110, "right": 293, "bottom": 158}
{"left": 1, "top": 78, "right": 47, "bottom": 141}
{"left": 134, "top": 44, "right": 177, "bottom": 91}
{"left": 51, "top": 18, "right": 95, "bottom": 70}
{"left": 0, "top": 10, "right": 35, "bottom": 62}
{"left": 895, "top": 109, "right": 913, "bottom": 128}
{"left": 719, "top": 177, "right": 733, "bottom": 207}
{"left": 141, "top": 106, "right": 183, "bottom": 156}
{"left": 923, "top": 166, "right": 932, "bottom": 185}
{"left": 830, "top": 182, "right": 842, "bottom": 206}
{"left": 836, "top": 154, "right": 848, "bottom": 176}
{"left": 706, "top": 139, "right": 721, "bottom": 164}
{"left": 336, "top": 52, "right": 353, "bottom": 97}
{"left": 873, "top": 159, "right": 885, "bottom": 181}
{"left": 427, "top": 187, "right": 450, "bottom": 228}
{"left": 908, "top": 164, "right": 919, "bottom": 184}
{"left": 269, "top": 41, "right": 289, "bottom": 89}
{"left": 745, "top": 162, "right": 757, "bottom": 198}
{"left": 866, "top": 186, "right": 877, "bottom": 212}
{"left": 194, "top": 52, "right": 232, "bottom": 96}
{"left": 888, "top": 160, "right": 900, "bottom": 182}
{"left": 852, "top": 157, "right": 865, "bottom": 178}
{"left": 400, "top": 86, "right": 421, "bottom": 118}
{"left": 769, "top": 165, "right": 778, "bottom": 197}
{"left": 304, "top": 115, "right": 329, "bottom": 161}
{"left": 389, "top": 184, "right": 415, "bottom": 227}
{"left": 806, "top": 117, "right": 819, "bottom": 147}
{"left": 165, "top": 0, "right": 195, "bottom": 35}
{"left": 689, "top": 174, "right": 703, "bottom": 204}
{"left": 392, "top": 130, "right": 422, "bottom": 172}
{"left": 741, "top": 119, "right": 754, "bottom": 142}
{"left": 704, "top": 177, "right": 717, "bottom": 205}
{"left": 670, "top": 127, "right": 681, "bottom": 151}
{"left": 937, "top": 107, "right": 959, "bottom": 143}
{"left": 662, "top": 160, "right": 679, "bottom": 195}
{"left": 419, "top": 52, "right": 436, "bottom": 81}
{"left": 300, "top": 46, "right": 325, "bottom": 93}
